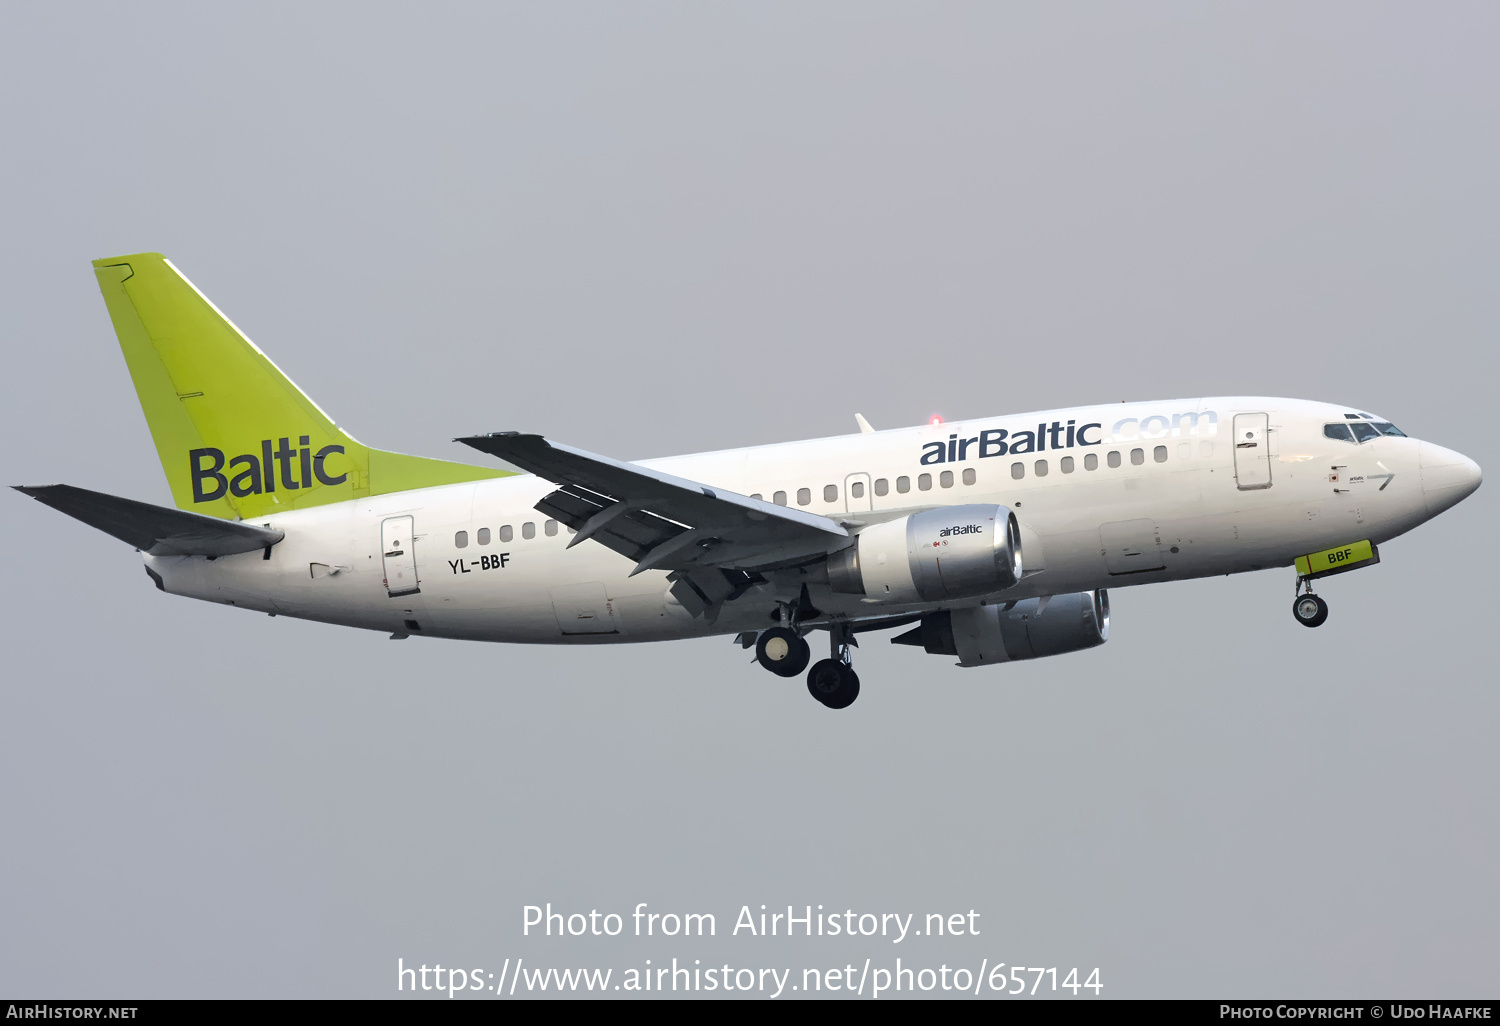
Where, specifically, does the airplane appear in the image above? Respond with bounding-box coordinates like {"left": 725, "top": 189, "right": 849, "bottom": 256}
{"left": 14, "top": 253, "right": 1483, "bottom": 709}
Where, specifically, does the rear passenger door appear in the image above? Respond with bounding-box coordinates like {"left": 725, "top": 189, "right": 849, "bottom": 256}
{"left": 381, "top": 515, "right": 421, "bottom": 596}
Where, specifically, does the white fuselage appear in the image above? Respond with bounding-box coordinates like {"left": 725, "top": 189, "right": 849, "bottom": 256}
{"left": 145, "top": 397, "right": 1479, "bottom": 645}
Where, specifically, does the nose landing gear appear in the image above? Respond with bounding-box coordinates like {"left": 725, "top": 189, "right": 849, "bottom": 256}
{"left": 1292, "top": 580, "right": 1329, "bottom": 628}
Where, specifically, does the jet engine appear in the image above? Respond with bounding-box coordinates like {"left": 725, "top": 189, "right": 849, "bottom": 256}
{"left": 827, "top": 504, "right": 1023, "bottom": 603}
{"left": 892, "top": 590, "right": 1110, "bottom": 666}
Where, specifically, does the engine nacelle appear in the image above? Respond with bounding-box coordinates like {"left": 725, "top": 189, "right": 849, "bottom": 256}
{"left": 828, "top": 504, "right": 1023, "bottom": 603}
{"left": 892, "top": 590, "right": 1110, "bottom": 666}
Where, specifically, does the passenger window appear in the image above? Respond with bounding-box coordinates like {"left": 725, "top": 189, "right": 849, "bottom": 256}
{"left": 750, "top": 493, "right": 762, "bottom": 501}
{"left": 1198, "top": 441, "right": 1213, "bottom": 458}
{"left": 500, "top": 525, "right": 513, "bottom": 543}
{"left": 1034, "top": 460, "right": 1048, "bottom": 477}
{"left": 1349, "top": 421, "right": 1379, "bottom": 443}
{"left": 1060, "top": 456, "right": 1074, "bottom": 473}
{"left": 939, "top": 470, "right": 953, "bottom": 488}
{"left": 477, "top": 527, "right": 491, "bottom": 545}
{"left": 1177, "top": 444, "right": 1190, "bottom": 460}
{"left": 545, "top": 520, "right": 558, "bottom": 537}
{"left": 850, "top": 481, "right": 864, "bottom": 499}
{"left": 1107, "top": 451, "right": 1121, "bottom": 468}
{"left": 1084, "top": 453, "right": 1098, "bottom": 471}
{"left": 918, "top": 473, "right": 932, "bottom": 491}
{"left": 1323, "top": 423, "right": 1354, "bottom": 443}
{"left": 896, "top": 476, "right": 910, "bottom": 494}
{"left": 824, "top": 484, "right": 838, "bottom": 502}
{"left": 874, "top": 478, "right": 889, "bottom": 496}
{"left": 773, "top": 490, "right": 787, "bottom": 506}
{"left": 962, "top": 468, "right": 976, "bottom": 485}
{"left": 797, "top": 487, "right": 811, "bottom": 505}
{"left": 455, "top": 530, "right": 468, "bottom": 548}
{"left": 1011, "top": 462, "right": 1025, "bottom": 480}
{"left": 1131, "top": 448, "right": 1145, "bottom": 465}
{"left": 1154, "top": 445, "right": 1168, "bottom": 463}
{"left": 522, "top": 522, "right": 536, "bottom": 540}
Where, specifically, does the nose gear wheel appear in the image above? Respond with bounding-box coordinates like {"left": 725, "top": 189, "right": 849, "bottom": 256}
{"left": 1292, "top": 593, "right": 1329, "bottom": 628}
{"left": 1292, "top": 576, "right": 1329, "bottom": 628}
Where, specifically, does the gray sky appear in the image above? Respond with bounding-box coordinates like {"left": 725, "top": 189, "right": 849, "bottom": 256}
{"left": 2, "top": 2, "right": 1495, "bottom": 999}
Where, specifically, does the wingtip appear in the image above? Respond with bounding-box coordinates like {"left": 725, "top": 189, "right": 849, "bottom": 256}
{"left": 455, "top": 431, "right": 521, "bottom": 442}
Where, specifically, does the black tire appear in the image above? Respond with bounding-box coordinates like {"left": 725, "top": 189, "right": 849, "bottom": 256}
{"left": 756, "top": 627, "right": 810, "bottom": 677}
{"left": 1292, "top": 593, "right": 1329, "bottom": 628}
{"left": 806, "top": 659, "right": 860, "bottom": 709}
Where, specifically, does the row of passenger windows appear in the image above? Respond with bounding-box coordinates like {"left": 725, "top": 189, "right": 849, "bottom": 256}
{"left": 455, "top": 441, "right": 1216, "bottom": 545}
{"left": 452, "top": 470, "right": 986, "bottom": 546}
{"left": 1009, "top": 441, "right": 1214, "bottom": 479}
{"left": 753, "top": 441, "right": 1221, "bottom": 496}
{"left": 750, "top": 467, "right": 980, "bottom": 506}
{"left": 455, "top": 520, "right": 565, "bottom": 547}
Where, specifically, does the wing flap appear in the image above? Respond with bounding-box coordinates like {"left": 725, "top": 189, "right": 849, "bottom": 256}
{"left": 532, "top": 483, "right": 692, "bottom": 564}
{"left": 15, "top": 484, "right": 284, "bottom": 556}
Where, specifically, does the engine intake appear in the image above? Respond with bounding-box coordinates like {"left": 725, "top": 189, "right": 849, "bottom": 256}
{"left": 892, "top": 590, "right": 1110, "bottom": 666}
{"left": 828, "top": 504, "right": 1022, "bottom": 603}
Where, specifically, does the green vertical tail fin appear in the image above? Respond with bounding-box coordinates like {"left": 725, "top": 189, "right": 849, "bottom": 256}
{"left": 93, "top": 252, "right": 507, "bottom": 520}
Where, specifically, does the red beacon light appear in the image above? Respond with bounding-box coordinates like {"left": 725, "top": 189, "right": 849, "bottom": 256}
{"left": 929, "top": 415, "right": 943, "bottom": 426}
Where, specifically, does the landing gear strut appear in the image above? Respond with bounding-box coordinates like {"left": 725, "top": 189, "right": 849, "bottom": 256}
{"left": 806, "top": 621, "right": 860, "bottom": 709}
{"left": 1292, "top": 578, "right": 1329, "bottom": 628}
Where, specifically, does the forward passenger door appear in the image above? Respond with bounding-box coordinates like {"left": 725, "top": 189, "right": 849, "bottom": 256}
{"left": 1233, "top": 413, "right": 1272, "bottom": 490}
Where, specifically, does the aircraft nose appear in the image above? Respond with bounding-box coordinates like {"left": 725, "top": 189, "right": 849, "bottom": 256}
{"left": 1419, "top": 441, "right": 1482, "bottom": 516}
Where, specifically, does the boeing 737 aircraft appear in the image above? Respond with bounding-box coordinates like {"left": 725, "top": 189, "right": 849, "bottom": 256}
{"left": 15, "top": 254, "right": 1483, "bottom": 708}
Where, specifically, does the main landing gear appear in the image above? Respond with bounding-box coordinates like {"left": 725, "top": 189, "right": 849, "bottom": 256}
{"left": 750, "top": 614, "right": 861, "bottom": 709}
{"left": 1292, "top": 579, "right": 1329, "bottom": 628}
{"left": 755, "top": 626, "right": 810, "bottom": 677}
{"left": 806, "top": 656, "right": 860, "bottom": 710}
{"left": 807, "top": 621, "right": 860, "bottom": 710}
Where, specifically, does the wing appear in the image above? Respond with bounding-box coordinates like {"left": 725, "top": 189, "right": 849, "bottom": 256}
{"left": 14, "top": 484, "right": 285, "bottom": 556}
{"left": 457, "top": 433, "right": 850, "bottom": 575}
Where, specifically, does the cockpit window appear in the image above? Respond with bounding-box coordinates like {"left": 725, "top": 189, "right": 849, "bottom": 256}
{"left": 1371, "top": 422, "right": 1406, "bottom": 437}
{"left": 1343, "top": 413, "right": 1363, "bottom": 420}
{"left": 1323, "top": 423, "right": 1354, "bottom": 442}
{"left": 1349, "top": 421, "right": 1380, "bottom": 443}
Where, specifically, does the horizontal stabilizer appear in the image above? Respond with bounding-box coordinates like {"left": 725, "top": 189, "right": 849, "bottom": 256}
{"left": 14, "top": 484, "right": 284, "bottom": 556}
